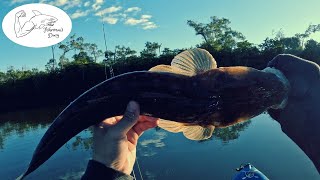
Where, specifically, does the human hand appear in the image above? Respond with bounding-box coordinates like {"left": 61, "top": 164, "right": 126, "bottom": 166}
{"left": 267, "top": 54, "right": 320, "bottom": 123}
{"left": 92, "top": 101, "right": 159, "bottom": 175}
{"left": 267, "top": 54, "right": 320, "bottom": 172}
{"left": 268, "top": 54, "right": 319, "bottom": 100}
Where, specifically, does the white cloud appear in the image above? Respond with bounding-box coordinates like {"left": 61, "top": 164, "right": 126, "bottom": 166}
{"left": 115, "top": 13, "right": 127, "bottom": 18}
{"left": 92, "top": 4, "right": 101, "bottom": 11}
{"left": 101, "top": 17, "right": 118, "bottom": 24}
{"left": 11, "top": 0, "right": 83, "bottom": 9}
{"left": 10, "top": 0, "right": 28, "bottom": 5}
{"left": 64, "top": 0, "right": 82, "bottom": 10}
{"left": 84, "top": 1, "right": 91, "bottom": 7}
{"left": 125, "top": 7, "right": 141, "bottom": 13}
{"left": 95, "top": 6, "right": 122, "bottom": 16}
{"left": 125, "top": 17, "right": 148, "bottom": 25}
{"left": 141, "top": 14, "right": 152, "bottom": 19}
{"left": 70, "top": 10, "right": 90, "bottom": 19}
{"left": 51, "top": 0, "right": 68, "bottom": 6}
{"left": 45, "top": 0, "right": 82, "bottom": 10}
{"left": 92, "top": 0, "right": 104, "bottom": 11}
{"left": 125, "top": 15, "right": 158, "bottom": 30}
{"left": 28, "top": 0, "right": 157, "bottom": 29}
{"left": 95, "top": 0, "right": 104, "bottom": 4}
{"left": 143, "top": 22, "right": 158, "bottom": 30}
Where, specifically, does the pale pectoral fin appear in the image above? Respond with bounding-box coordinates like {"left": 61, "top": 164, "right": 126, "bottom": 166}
{"left": 171, "top": 48, "right": 217, "bottom": 75}
{"left": 149, "top": 65, "right": 193, "bottom": 76}
{"left": 182, "top": 125, "right": 215, "bottom": 140}
{"left": 158, "top": 119, "right": 215, "bottom": 141}
{"left": 158, "top": 119, "right": 186, "bottom": 132}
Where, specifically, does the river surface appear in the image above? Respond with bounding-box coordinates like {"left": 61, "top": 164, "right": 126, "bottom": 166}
{"left": 0, "top": 108, "right": 319, "bottom": 180}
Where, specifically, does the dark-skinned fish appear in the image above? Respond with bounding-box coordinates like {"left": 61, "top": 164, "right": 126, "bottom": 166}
{"left": 17, "top": 48, "right": 289, "bottom": 179}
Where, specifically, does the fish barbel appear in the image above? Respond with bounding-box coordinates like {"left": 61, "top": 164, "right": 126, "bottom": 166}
{"left": 18, "top": 48, "right": 289, "bottom": 179}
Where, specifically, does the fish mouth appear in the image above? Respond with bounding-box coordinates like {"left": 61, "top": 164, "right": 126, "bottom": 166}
{"left": 46, "top": 22, "right": 55, "bottom": 26}
{"left": 47, "top": 20, "right": 57, "bottom": 26}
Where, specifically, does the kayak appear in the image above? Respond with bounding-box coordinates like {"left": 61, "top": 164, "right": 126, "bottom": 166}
{"left": 233, "top": 163, "right": 269, "bottom": 180}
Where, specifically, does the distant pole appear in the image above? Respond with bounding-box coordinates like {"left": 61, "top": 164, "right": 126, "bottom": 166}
{"left": 102, "top": 23, "right": 108, "bottom": 53}
{"left": 102, "top": 23, "right": 108, "bottom": 80}
{"left": 109, "top": 65, "right": 114, "bottom": 77}
{"left": 51, "top": 45, "right": 56, "bottom": 70}
{"left": 103, "top": 59, "right": 108, "bottom": 80}
{"left": 51, "top": 46, "right": 55, "bottom": 60}
{"left": 114, "top": 46, "right": 117, "bottom": 62}
{"left": 109, "top": 46, "right": 117, "bottom": 78}
{"left": 109, "top": 46, "right": 115, "bottom": 78}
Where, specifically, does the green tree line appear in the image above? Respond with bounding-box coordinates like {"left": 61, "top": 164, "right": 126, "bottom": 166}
{"left": 0, "top": 16, "right": 319, "bottom": 112}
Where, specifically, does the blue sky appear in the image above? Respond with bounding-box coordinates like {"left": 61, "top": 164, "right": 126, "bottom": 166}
{"left": 1, "top": 0, "right": 320, "bottom": 72}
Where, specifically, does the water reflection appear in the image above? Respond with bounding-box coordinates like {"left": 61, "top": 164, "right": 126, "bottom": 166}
{"left": 70, "top": 134, "right": 93, "bottom": 151}
{"left": 144, "top": 170, "right": 157, "bottom": 180}
{"left": 0, "top": 107, "right": 251, "bottom": 152}
{"left": 0, "top": 107, "right": 95, "bottom": 152}
{"left": 138, "top": 131, "right": 167, "bottom": 157}
{"left": 0, "top": 107, "right": 63, "bottom": 150}
{"left": 0, "top": 108, "right": 318, "bottom": 179}
{"left": 59, "top": 170, "right": 84, "bottom": 180}
{"left": 212, "top": 120, "right": 251, "bottom": 143}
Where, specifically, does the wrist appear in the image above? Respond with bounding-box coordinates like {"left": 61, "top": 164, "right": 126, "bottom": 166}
{"left": 92, "top": 155, "right": 108, "bottom": 166}
{"left": 91, "top": 157, "right": 121, "bottom": 173}
{"left": 82, "top": 160, "right": 133, "bottom": 180}
{"left": 92, "top": 154, "right": 117, "bottom": 170}
{"left": 92, "top": 154, "right": 132, "bottom": 175}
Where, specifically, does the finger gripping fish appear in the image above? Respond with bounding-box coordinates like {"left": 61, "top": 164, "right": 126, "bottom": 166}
{"left": 18, "top": 48, "right": 289, "bottom": 179}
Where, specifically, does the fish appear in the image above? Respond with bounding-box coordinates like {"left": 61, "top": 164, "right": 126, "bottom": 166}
{"left": 17, "top": 48, "right": 289, "bottom": 179}
{"left": 15, "top": 10, "right": 58, "bottom": 38}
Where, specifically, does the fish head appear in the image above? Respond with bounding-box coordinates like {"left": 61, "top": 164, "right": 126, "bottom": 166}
{"left": 40, "top": 15, "right": 58, "bottom": 26}
{"left": 196, "top": 66, "right": 288, "bottom": 127}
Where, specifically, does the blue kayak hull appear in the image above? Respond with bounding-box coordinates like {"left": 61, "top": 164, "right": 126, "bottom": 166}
{"left": 233, "top": 163, "right": 269, "bottom": 180}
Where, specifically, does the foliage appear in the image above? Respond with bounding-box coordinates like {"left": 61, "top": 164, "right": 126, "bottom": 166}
{"left": 115, "top": 45, "right": 137, "bottom": 60}
{"left": 187, "top": 16, "right": 245, "bottom": 51}
{"left": 140, "top": 42, "right": 161, "bottom": 58}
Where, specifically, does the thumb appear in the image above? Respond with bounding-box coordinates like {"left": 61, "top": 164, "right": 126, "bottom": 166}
{"left": 111, "top": 101, "right": 140, "bottom": 135}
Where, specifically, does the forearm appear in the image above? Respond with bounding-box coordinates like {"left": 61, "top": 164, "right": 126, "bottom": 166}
{"left": 268, "top": 96, "right": 320, "bottom": 173}
{"left": 81, "top": 160, "right": 134, "bottom": 180}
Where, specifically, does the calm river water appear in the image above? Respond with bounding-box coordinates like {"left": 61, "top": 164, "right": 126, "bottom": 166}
{"left": 0, "top": 108, "right": 319, "bottom": 180}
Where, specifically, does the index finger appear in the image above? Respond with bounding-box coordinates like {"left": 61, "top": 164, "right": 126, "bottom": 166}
{"left": 139, "top": 115, "right": 160, "bottom": 122}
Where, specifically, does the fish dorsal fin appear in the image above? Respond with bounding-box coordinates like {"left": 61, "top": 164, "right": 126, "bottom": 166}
{"left": 149, "top": 65, "right": 192, "bottom": 76}
{"left": 171, "top": 48, "right": 217, "bottom": 75}
{"left": 32, "top": 10, "right": 42, "bottom": 16}
{"left": 158, "top": 119, "right": 215, "bottom": 140}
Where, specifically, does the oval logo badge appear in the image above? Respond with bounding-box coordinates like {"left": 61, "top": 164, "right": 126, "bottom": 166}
{"left": 2, "top": 3, "right": 72, "bottom": 48}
